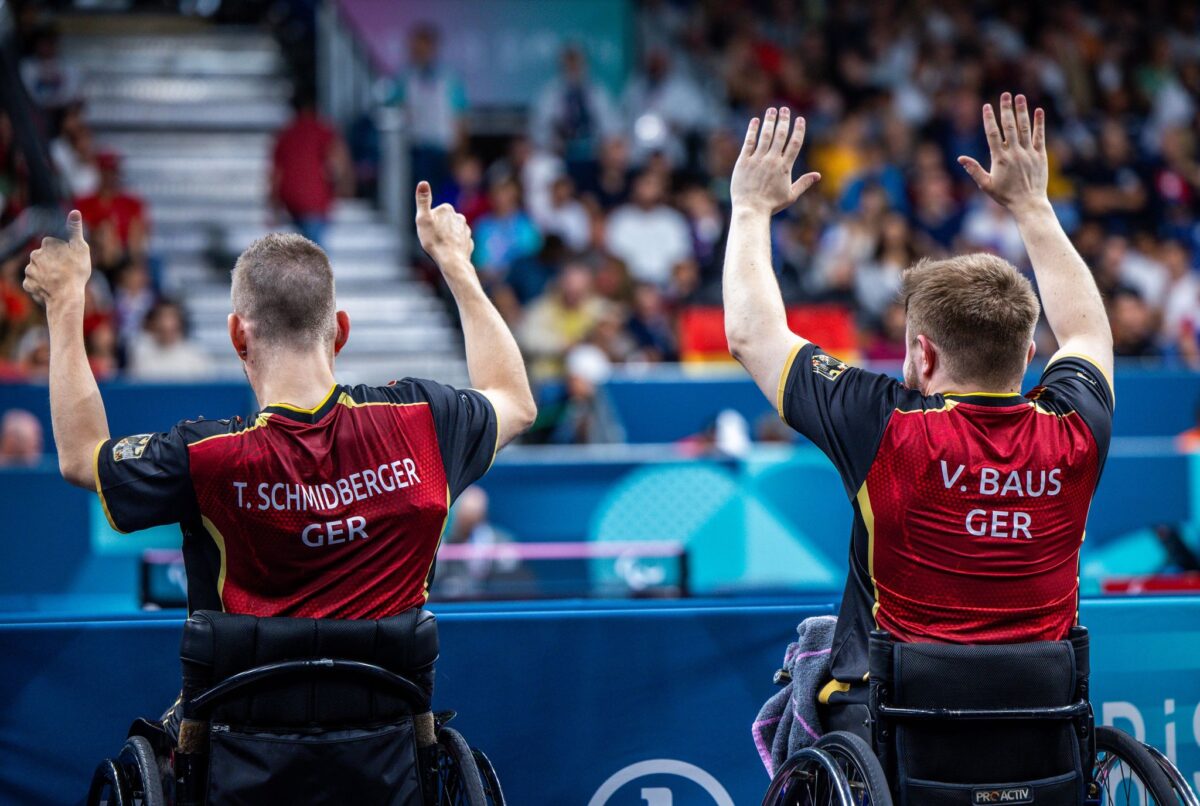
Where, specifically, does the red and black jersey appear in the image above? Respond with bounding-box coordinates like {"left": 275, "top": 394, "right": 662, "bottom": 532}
{"left": 779, "top": 343, "right": 1113, "bottom": 685}
{"left": 94, "top": 379, "right": 497, "bottom": 618}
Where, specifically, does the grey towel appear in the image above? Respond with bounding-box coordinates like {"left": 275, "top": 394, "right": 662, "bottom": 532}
{"left": 752, "top": 615, "right": 838, "bottom": 776}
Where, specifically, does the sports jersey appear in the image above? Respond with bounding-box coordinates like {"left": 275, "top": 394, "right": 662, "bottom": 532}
{"left": 777, "top": 342, "right": 1113, "bottom": 687}
{"left": 94, "top": 380, "right": 497, "bottom": 618}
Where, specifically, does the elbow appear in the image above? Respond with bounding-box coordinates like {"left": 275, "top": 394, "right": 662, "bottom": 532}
{"left": 59, "top": 454, "right": 95, "bottom": 491}
{"left": 513, "top": 395, "right": 538, "bottom": 434}
{"left": 726, "top": 329, "right": 751, "bottom": 366}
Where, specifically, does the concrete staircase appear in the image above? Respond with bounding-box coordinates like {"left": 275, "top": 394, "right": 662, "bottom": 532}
{"left": 61, "top": 23, "right": 467, "bottom": 385}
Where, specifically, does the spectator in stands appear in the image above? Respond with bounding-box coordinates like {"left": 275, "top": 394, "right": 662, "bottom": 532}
{"left": 19, "top": 24, "right": 80, "bottom": 125}
{"left": 431, "top": 486, "right": 523, "bottom": 600}
{"left": 1110, "top": 289, "right": 1162, "bottom": 359}
{"left": 75, "top": 151, "right": 149, "bottom": 267}
{"left": 517, "top": 262, "right": 607, "bottom": 381}
{"left": 531, "top": 45, "right": 619, "bottom": 187}
{"left": 49, "top": 101, "right": 98, "bottom": 198}
{"left": 605, "top": 170, "right": 693, "bottom": 287}
{"left": 0, "top": 409, "right": 43, "bottom": 467}
{"left": 1160, "top": 240, "right": 1200, "bottom": 362}
{"left": 580, "top": 135, "right": 633, "bottom": 212}
{"left": 532, "top": 175, "right": 591, "bottom": 253}
{"left": 544, "top": 341, "right": 624, "bottom": 444}
{"left": 1075, "top": 121, "right": 1150, "bottom": 235}
{"left": 472, "top": 176, "right": 541, "bottom": 280}
{"left": 86, "top": 320, "right": 118, "bottom": 381}
{"left": 626, "top": 282, "right": 677, "bottom": 362}
{"left": 270, "top": 91, "right": 352, "bottom": 248}
{"left": 127, "top": 300, "right": 214, "bottom": 381}
{"left": 390, "top": 24, "right": 467, "bottom": 201}
{"left": 856, "top": 213, "right": 917, "bottom": 319}
{"left": 446, "top": 152, "right": 489, "bottom": 225}
{"left": 111, "top": 258, "right": 158, "bottom": 356}
{"left": 0, "top": 112, "right": 30, "bottom": 226}
{"left": 623, "top": 48, "right": 713, "bottom": 167}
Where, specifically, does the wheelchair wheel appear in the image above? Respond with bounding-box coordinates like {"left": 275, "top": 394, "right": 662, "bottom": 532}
{"left": 1093, "top": 726, "right": 1176, "bottom": 806}
{"left": 117, "top": 736, "right": 166, "bottom": 806}
{"left": 433, "top": 726, "right": 487, "bottom": 806}
{"left": 1142, "top": 743, "right": 1200, "bottom": 806}
{"left": 86, "top": 758, "right": 130, "bottom": 806}
{"left": 472, "top": 749, "right": 506, "bottom": 806}
{"left": 815, "top": 732, "right": 893, "bottom": 806}
{"left": 762, "top": 747, "right": 856, "bottom": 806}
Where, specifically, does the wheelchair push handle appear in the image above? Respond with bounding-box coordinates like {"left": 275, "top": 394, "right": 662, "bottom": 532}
{"left": 184, "top": 657, "right": 430, "bottom": 719}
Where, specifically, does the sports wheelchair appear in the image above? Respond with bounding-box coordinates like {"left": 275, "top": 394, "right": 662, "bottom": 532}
{"left": 86, "top": 608, "right": 504, "bottom": 805}
{"left": 764, "top": 627, "right": 1199, "bottom": 806}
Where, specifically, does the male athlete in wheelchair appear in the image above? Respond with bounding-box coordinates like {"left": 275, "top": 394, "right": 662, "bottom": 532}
{"left": 24, "top": 184, "right": 534, "bottom": 804}
{"left": 722, "top": 94, "right": 1200, "bottom": 806}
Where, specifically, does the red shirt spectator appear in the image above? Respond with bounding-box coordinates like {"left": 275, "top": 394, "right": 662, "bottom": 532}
{"left": 272, "top": 106, "right": 342, "bottom": 219}
{"left": 75, "top": 152, "right": 148, "bottom": 256}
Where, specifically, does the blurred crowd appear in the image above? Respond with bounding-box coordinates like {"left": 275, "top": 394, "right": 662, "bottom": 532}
{"left": 388, "top": 0, "right": 1200, "bottom": 444}
{"left": 2, "top": 19, "right": 212, "bottom": 382}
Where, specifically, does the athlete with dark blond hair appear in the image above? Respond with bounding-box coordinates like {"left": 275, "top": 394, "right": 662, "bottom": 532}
{"left": 723, "top": 93, "right": 1114, "bottom": 736}
{"left": 24, "top": 181, "right": 535, "bottom": 619}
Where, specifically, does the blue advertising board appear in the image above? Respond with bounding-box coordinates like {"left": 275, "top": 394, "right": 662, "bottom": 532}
{"left": 0, "top": 597, "right": 1196, "bottom": 804}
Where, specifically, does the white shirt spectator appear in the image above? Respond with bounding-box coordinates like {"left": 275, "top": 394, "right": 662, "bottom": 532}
{"left": 128, "top": 337, "right": 215, "bottom": 381}
{"left": 50, "top": 137, "right": 99, "bottom": 197}
{"left": 606, "top": 203, "right": 692, "bottom": 286}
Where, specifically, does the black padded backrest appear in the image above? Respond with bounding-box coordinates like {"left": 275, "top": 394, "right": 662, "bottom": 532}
{"left": 870, "top": 631, "right": 1091, "bottom": 793}
{"left": 180, "top": 609, "right": 439, "bottom": 729}
{"left": 894, "top": 640, "right": 1075, "bottom": 709}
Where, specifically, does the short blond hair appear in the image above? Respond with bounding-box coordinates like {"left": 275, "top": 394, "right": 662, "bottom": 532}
{"left": 901, "top": 254, "right": 1040, "bottom": 388}
{"left": 231, "top": 234, "right": 336, "bottom": 349}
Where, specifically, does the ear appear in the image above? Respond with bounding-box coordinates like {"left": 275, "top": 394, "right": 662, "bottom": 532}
{"left": 333, "top": 310, "right": 351, "bottom": 356}
{"left": 1025, "top": 341, "right": 1036, "bottom": 367}
{"left": 915, "top": 333, "right": 938, "bottom": 382}
{"left": 228, "top": 313, "right": 248, "bottom": 359}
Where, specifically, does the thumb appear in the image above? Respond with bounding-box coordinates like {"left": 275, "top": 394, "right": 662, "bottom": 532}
{"left": 66, "top": 210, "right": 85, "bottom": 244}
{"left": 790, "top": 172, "right": 821, "bottom": 200}
{"left": 957, "top": 156, "right": 988, "bottom": 189}
{"left": 415, "top": 181, "right": 433, "bottom": 215}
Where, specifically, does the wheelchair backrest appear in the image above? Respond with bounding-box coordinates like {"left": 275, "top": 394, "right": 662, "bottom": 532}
{"left": 180, "top": 608, "right": 439, "bottom": 729}
{"left": 869, "top": 628, "right": 1092, "bottom": 806}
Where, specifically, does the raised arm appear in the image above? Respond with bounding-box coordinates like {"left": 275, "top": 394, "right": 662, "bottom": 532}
{"left": 414, "top": 181, "right": 536, "bottom": 448}
{"left": 723, "top": 107, "right": 821, "bottom": 403}
{"left": 22, "top": 211, "right": 111, "bottom": 489}
{"left": 958, "top": 93, "right": 1114, "bottom": 384}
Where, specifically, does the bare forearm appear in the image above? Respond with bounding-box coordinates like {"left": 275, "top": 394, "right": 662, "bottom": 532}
{"left": 46, "top": 301, "right": 109, "bottom": 488}
{"left": 723, "top": 208, "right": 800, "bottom": 396}
{"left": 443, "top": 261, "right": 536, "bottom": 440}
{"left": 1012, "top": 201, "right": 1111, "bottom": 352}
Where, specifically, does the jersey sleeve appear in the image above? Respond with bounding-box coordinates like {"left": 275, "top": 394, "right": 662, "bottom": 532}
{"left": 392, "top": 378, "right": 499, "bottom": 501}
{"left": 1034, "top": 354, "right": 1114, "bottom": 465}
{"left": 93, "top": 426, "right": 197, "bottom": 533}
{"left": 778, "top": 341, "right": 904, "bottom": 495}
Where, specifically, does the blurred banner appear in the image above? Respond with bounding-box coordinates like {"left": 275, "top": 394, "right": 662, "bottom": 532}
{"left": 0, "top": 599, "right": 1196, "bottom": 804}
{"left": 335, "top": 0, "right": 631, "bottom": 103}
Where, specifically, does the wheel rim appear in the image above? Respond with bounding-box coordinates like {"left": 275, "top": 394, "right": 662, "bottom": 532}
{"left": 821, "top": 746, "right": 876, "bottom": 806}
{"left": 766, "top": 751, "right": 854, "bottom": 806}
{"left": 436, "top": 748, "right": 470, "bottom": 806}
{"left": 1094, "top": 750, "right": 1161, "bottom": 806}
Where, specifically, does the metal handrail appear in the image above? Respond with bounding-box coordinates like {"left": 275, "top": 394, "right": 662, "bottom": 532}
{"left": 185, "top": 658, "right": 429, "bottom": 718}
{"left": 876, "top": 700, "right": 1091, "bottom": 722}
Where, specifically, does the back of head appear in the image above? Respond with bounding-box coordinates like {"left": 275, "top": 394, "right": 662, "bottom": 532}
{"left": 901, "top": 253, "right": 1040, "bottom": 389}
{"left": 231, "top": 234, "right": 336, "bottom": 351}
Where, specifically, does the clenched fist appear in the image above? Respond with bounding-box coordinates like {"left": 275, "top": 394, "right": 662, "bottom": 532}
{"left": 414, "top": 181, "right": 475, "bottom": 276}
{"left": 730, "top": 107, "right": 821, "bottom": 217}
{"left": 24, "top": 210, "right": 92, "bottom": 307}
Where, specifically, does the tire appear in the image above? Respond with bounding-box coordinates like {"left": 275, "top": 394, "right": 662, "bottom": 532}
{"left": 1142, "top": 743, "right": 1200, "bottom": 806}
{"left": 86, "top": 758, "right": 129, "bottom": 806}
{"left": 116, "top": 736, "right": 165, "bottom": 806}
{"left": 1093, "top": 726, "right": 1177, "bottom": 806}
{"left": 762, "top": 747, "right": 855, "bottom": 806}
{"left": 434, "top": 727, "right": 487, "bottom": 806}
{"left": 815, "top": 732, "right": 893, "bottom": 806}
{"left": 472, "top": 749, "right": 506, "bottom": 806}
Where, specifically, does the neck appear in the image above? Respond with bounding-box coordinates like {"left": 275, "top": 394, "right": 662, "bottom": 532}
{"left": 248, "top": 348, "right": 337, "bottom": 410}
{"left": 925, "top": 375, "right": 1022, "bottom": 397}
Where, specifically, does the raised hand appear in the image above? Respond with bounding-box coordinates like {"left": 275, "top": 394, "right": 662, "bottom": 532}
{"left": 958, "top": 93, "right": 1049, "bottom": 215}
{"left": 730, "top": 107, "right": 821, "bottom": 216}
{"left": 23, "top": 210, "right": 92, "bottom": 307}
{"left": 414, "top": 180, "right": 476, "bottom": 276}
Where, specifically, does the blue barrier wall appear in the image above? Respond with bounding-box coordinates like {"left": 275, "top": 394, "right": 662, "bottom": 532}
{"left": 1, "top": 447, "right": 1195, "bottom": 608}
{"left": 1, "top": 597, "right": 1197, "bottom": 805}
